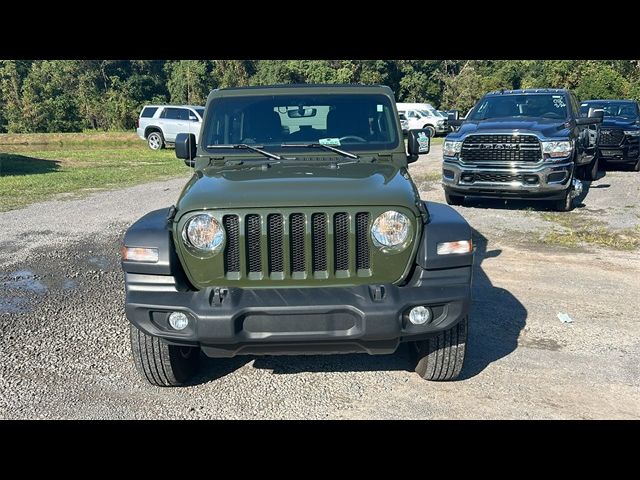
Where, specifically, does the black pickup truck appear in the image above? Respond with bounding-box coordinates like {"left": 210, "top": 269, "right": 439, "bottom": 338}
{"left": 580, "top": 99, "right": 640, "bottom": 172}
{"left": 443, "top": 89, "right": 604, "bottom": 211}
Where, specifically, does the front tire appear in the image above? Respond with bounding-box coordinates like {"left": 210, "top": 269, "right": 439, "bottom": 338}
{"left": 129, "top": 324, "right": 199, "bottom": 387}
{"left": 411, "top": 316, "right": 468, "bottom": 381}
{"left": 444, "top": 190, "right": 464, "bottom": 206}
{"left": 583, "top": 157, "right": 599, "bottom": 181}
{"left": 423, "top": 125, "right": 437, "bottom": 138}
{"left": 147, "top": 131, "right": 165, "bottom": 150}
{"left": 553, "top": 188, "right": 574, "bottom": 212}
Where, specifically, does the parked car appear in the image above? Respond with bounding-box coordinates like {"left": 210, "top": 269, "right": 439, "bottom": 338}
{"left": 397, "top": 102, "right": 448, "bottom": 137}
{"left": 398, "top": 112, "right": 409, "bottom": 135}
{"left": 580, "top": 99, "right": 640, "bottom": 171}
{"left": 122, "top": 84, "right": 474, "bottom": 386}
{"left": 136, "top": 105, "right": 205, "bottom": 150}
{"left": 442, "top": 88, "right": 603, "bottom": 211}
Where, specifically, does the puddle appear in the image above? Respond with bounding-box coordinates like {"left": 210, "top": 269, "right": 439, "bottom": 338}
{"left": 0, "top": 297, "right": 28, "bottom": 314}
{"left": 1, "top": 270, "right": 48, "bottom": 294}
{"left": 88, "top": 256, "right": 109, "bottom": 270}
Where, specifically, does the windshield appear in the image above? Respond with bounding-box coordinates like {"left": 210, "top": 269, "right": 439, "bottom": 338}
{"left": 468, "top": 94, "right": 569, "bottom": 121}
{"left": 580, "top": 101, "right": 639, "bottom": 120}
{"left": 202, "top": 93, "right": 399, "bottom": 153}
{"left": 419, "top": 109, "right": 437, "bottom": 118}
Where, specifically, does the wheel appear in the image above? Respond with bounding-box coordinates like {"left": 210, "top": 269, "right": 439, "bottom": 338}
{"left": 444, "top": 190, "right": 464, "bottom": 206}
{"left": 129, "top": 323, "right": 199, "bottom": 387}
{"left": 585, "top": 157, "right": 599, "bottom": 181}
{"left": 423, "top": 125, "right": 436, "bottom": 138}
{"left": 147, "top": 131, "right": 165, "bottom": 150}
{"left": 410, "top": 316, "right": 468, "bottom": 381}
{"left": 553, "top": 188, "right": 574, "bottom": 212}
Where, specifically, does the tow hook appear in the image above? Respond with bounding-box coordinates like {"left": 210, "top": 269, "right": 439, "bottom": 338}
{"left": 570, "top": 178, "right": 583, "bottom": 198}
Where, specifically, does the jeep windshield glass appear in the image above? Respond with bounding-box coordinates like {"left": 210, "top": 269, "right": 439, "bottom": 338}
{"left": 468, "top": 94, "right": 569, "bottom": 121}
{"left": 579, "top": 101, "right": 639, "bottom": 120}
{"left": 202, "top": 93, "right": 399, "bottom": 155}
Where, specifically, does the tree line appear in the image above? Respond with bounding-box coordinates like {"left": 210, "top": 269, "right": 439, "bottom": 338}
{"left": 1, "top": 60, "right": 639, "bottom": 133}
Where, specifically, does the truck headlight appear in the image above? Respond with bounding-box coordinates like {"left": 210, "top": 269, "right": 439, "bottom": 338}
{"left": 443, "top": 141, "right": 463, "bottom": 157}
{"left": 624, "top": 130, "right": 640, "bottom": 137}
{"left": 542, "top": 141, "right": 573, "bottom": 158}
{"left": 371, "top": 211, "right": 411, "bottom": 250}
{"left": 183, "top": 214, "right": 225, "bottom": 253}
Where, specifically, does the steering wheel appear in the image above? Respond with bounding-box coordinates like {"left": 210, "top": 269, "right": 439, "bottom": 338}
{"left": 339, "top": 135, "right": 367, "bottom": 143}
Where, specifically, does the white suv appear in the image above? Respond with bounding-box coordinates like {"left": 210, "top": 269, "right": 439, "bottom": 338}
{"left": 136, "top": 105, "right": 205, "bottom": 150}
{"left": 396, "top": 102, "right": 447, "bottom": 137}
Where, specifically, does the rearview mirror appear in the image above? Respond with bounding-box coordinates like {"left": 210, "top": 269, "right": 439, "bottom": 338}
{"left": 175, "top": 133, "right": 197, "bottom": 167}
{"left": 287, "top": 107, "right": 317, "bottom": 118}
{"left": 589, "top": 108, "right": 605, "bottom": 122}
{"left": 407, "top": 128, "right": 431, "bottom": 163}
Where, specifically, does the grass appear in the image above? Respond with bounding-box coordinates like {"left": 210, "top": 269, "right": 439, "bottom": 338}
{"left": 0, "top": 132, "right": 188, "bottom": 212}
{"left": 539, "top": 212, "right": 640, "bottom": 251}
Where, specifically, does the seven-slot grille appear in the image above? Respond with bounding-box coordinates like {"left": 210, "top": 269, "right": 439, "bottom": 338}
{"left": 461, "top": 134, "right": 541, "bottom": 163}
{"left": 598, "top": 128, "right": 625, "bottom": 147}
{"left": 223, "top": 211, "right": 372, "bottom": 280}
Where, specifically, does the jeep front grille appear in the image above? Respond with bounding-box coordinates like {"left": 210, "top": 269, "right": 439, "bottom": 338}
{"left": 598, "top": 128, "right": 625, "bottom": 147}
{"left": 223, "top": 211, "right": 372, "bottom": 280}
{"left": 461, "top": 134, "right": 541, "bottom": 163}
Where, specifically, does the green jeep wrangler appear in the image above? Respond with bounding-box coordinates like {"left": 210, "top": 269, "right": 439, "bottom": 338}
{"left": 121, "top": 84, "right": 473, "bottom": 386}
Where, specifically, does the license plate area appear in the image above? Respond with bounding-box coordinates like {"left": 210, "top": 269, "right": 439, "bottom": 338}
{"left": 601, "top": 149, "right": 623, "bottom": 157}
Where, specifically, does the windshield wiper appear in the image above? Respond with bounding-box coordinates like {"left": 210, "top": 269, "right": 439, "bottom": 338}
{"left": 281, "top": 143, "right": 359, "bottom": 159}
{"left": 206, "top": 143, "right": 284, "bottom": 161}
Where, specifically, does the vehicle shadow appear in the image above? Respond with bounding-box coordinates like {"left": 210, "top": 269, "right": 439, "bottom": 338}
{"left": 195, "top": 227, "right": 527, "bottom": 382}
{"left": 463, "top": 180, "right": 594, "bottom": 211}
{"left": 0, "top": 153, "right": 60, "bottom": 176}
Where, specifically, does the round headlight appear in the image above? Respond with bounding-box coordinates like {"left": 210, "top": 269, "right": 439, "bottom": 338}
{"left": 183, "top": 214, "right": 225, "bottom": 253}
{"left": 371, "top": 211, "right": 411, "bottom": 249}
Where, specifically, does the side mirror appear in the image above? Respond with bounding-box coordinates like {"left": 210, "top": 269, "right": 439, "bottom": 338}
{"left": 175, "top": 133, "right": 197, "bottom": 167}
{"left": 407, "top": 128, "right": 431, "bottom": 163}
{"left": 589, "top": 108, "right": 604, "bottom": 122}
{"left": 576, "top": 109, "right": 604, "bottom": 126}
{"left": 447, "top": 109, "right": 463, "bottom": 126}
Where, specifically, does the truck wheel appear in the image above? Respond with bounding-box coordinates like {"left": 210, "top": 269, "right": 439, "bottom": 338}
{"left": 444, "top": 190, "right": 464, "bottom": 206}
{"left": 423, "top": 125, "right": 436, "bottom": 138}
{"left": 553, "top": 188, "right": 574, "bottom": 212}
{"left": 584, "top": 157, "right": 599, "bottom": 181}
{"left": 129, "top": 324, "right": 199, "bottom": 387}
{"left": 411, "top": 316, "right": 468, "bottom": 381}
{"left": 147, "top": 131, "right": 165, "bottom": 150}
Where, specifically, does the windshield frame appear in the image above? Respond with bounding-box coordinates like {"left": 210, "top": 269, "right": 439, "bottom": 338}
{"left": 200, "top": 93, "right": 401, "bottom": 156}
{"left": 468, "top": 93, "right": 571, "bottom": 122}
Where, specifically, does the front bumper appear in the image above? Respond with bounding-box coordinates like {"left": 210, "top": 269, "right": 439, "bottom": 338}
{"left": 598, "top": 142, "right": 640, "bottom": 163}
{"left": 442, "top": 157, "right": 573, "bottom": 200}
{"left": 125, "top": 265, "right": 472, "bottom": 357}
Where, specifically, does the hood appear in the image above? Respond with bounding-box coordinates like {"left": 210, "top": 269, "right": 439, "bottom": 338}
{"left": 450, "top": 118, "right": 569, "bottom": 139}
{"left": 601, "top": 117, "right": 640, "bottom": 129}
{"left": 175, "top": 161, "right": 419, "bottom": 215}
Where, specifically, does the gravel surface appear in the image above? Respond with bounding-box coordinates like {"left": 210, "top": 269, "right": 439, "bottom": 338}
{"left": 1, "top": 149, "right": 639, "bottom": 419}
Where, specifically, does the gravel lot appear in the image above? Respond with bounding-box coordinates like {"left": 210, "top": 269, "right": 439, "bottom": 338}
{"left": 1, "top": 147, "right": 639, "bottom": 419}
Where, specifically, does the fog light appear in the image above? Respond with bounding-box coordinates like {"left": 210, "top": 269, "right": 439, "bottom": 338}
{"left": 168, "top": 312, "right": 189, "bottom": 330}
{"left": 409, "top": 306, "right": 431, "bottom": 325}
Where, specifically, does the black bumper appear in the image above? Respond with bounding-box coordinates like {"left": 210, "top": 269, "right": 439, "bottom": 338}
{"left": 598, "top": 143, "right": 639, "bottom": 163}
{"left": 444, "top": 185, "right": 569, "bottom": 201}
{"left": 125, "top": 266, "right": 472, "bottom": 357}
